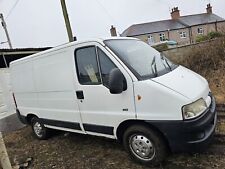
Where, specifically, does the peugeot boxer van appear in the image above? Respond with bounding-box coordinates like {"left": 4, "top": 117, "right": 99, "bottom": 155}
{"left": 10, "top": 38, "right": 217, "bottom": 165}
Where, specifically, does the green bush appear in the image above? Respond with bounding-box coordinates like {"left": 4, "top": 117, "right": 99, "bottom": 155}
{"left": 152, "top": 43, "right": 168, "bottom": 52}
{"left": 196, "top": 31, "right": 223, "bottom": 43}
{"left": 196, "top": 35, "right": 209, "bottom": 43}
{"left": 208, "top": 31, "right": 223, "bottom": 39}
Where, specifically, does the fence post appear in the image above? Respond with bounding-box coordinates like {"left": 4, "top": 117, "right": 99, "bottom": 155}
{"left": 0, "top": 132, "right": 12, "bottom": 169}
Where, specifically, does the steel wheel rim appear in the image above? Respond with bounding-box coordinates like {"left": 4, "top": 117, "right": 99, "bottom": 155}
{"left": 129, "top": 134, "right": 156, "bottom": 161}
{"left": 33, "top": 122, "right": 43, "bottom": 137}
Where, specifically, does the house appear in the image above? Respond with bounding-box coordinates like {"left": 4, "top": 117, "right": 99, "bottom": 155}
{"left": 121, "top": 4, "right": 225, "bottom": 46}
{"left": 0, "top": 47, "right": 50, "bottom": 119}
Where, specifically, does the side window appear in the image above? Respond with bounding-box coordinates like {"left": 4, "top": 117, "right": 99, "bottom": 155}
{"left": 75, "top": 46, "right": 101, "bottom": 85}
{"left": 98, "top": 47, "right": 117, "bottom": 88}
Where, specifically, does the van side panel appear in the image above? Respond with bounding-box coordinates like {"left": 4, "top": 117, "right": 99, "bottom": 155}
{"left": 11, "top": 60, "right": 38, "bottom": 116}
{"left": 32, "top": 49, "right": 82, "bottom": 128}
{"left": 11, "top": 47, "right": 83, "bottom": 131}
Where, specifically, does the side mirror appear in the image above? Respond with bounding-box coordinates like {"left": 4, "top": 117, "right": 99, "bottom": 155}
{"left": 109, "top": 68, "right": 127, "bottom": 94}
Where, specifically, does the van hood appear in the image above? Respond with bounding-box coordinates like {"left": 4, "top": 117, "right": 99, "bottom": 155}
{"left": 152, "top": 66, "right": 209, "bottom": 101}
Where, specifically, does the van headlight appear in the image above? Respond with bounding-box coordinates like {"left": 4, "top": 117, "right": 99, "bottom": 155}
{"left": 182, "top": 99, "right": 207, "bottom": 120}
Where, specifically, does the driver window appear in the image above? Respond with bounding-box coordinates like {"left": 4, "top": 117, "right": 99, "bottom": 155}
{"left": 75, "top": 46, "right": 101, "bottom": 85}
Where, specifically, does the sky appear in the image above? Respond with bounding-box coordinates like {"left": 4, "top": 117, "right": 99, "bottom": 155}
{"left": 0, "top": 0, "right": 225, "bottom": 48}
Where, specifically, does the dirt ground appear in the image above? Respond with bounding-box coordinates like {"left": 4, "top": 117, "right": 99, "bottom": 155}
{"left": 3, "top": 118, "right": 225, "bottom": 169}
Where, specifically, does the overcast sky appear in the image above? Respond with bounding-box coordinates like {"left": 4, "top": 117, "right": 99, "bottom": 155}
{"left": 0, "top": 0, "right": 225, "bottom": 48}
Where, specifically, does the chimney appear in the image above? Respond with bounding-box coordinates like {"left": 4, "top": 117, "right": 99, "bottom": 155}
{"left": 206, "top": 3, "right": 212, "bottom": 14}
{"left": 110, "top": 25, "right": 117, "bottom": 37}
{"left": 171, "top": 7, "right": 180, "bottom": 20}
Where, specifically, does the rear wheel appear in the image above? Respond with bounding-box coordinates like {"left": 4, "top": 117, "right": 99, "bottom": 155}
{"left": 31, "top": 117, "right": 49, "bottom": 140}
{"left": 123, "top": 125, "right": 168, "bottom": 166}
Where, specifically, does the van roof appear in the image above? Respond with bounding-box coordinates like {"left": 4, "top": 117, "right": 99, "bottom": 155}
{"left": 10, "top": 37, "right": 137, "bottom": 66}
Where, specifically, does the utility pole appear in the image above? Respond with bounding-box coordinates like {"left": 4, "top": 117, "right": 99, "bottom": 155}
{"left": 0, "top": 13, "right": 13, "bottom": 49}
{"left": 60, "top": 0, "right": 74, "bottom": 42}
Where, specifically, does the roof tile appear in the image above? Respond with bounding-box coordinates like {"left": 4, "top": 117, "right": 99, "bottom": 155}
{"left": 122, "top": 13, "right": 225, "bottom": 37}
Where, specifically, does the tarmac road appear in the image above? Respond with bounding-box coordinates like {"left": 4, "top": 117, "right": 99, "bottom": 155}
{"left": 0, "top": 113, "right": 25, "bottom": 133}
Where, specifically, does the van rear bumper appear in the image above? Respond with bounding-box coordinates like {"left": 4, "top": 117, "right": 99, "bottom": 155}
{"left": 147, "top": 95, "right": 217, "bottom": 152}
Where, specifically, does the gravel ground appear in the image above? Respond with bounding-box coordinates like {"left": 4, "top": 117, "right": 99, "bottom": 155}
{"left": 3, "top": 122, "right": 225, "bottom": 169}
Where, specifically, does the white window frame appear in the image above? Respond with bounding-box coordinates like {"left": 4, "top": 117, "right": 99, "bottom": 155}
{"left": 180, "top": 31, "right": 187, "bottom": 39}
{"left": 147, "top": 35, "right": 155, "bottom": 45}
{"left": 159, "top": 33, "right": 166, "bottom": 42}
{"left": 197, "top": 27, "right": 204, "bottom": 35}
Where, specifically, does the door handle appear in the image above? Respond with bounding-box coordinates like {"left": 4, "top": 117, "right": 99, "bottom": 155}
{"left": 76, "top": 90, "right": 84, "bottom": 99}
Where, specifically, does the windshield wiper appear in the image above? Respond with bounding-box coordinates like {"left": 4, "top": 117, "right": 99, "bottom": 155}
{"left": 160, "top": 53, "right": 172, "bottom": 71}
{"left": 151, "top": 56, "right": 158, "bottom": 77}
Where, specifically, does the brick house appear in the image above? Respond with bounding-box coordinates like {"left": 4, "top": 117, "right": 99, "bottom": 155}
{"left": 121, "top": 4, "right": 225, "bottom": 46}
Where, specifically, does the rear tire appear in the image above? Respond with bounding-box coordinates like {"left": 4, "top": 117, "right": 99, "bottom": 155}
{"left": 31, "top": 117, "right": 49, "bottom": 140}
{"left": 123, "top": 125, "right": 168, "bottom": 166}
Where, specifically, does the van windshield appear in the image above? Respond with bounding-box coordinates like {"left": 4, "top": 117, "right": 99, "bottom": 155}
{"left": 104, "top": 39, "right": 178, "bottom": 80}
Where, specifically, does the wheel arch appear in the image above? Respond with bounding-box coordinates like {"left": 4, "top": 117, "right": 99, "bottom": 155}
{"left": 26, "top": 113, "right": 39, "bottom": 124}
{"left": 116, "top": 120, "right": 170, "bottom": 149}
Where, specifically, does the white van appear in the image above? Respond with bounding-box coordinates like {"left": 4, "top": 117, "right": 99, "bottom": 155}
{"left": 10, "top": 37, "right": 216, "bottom": 165}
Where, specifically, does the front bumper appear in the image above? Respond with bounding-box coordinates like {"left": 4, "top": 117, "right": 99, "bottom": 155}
{"left": 147, "top": 94, "right": 217, "bottom": 152}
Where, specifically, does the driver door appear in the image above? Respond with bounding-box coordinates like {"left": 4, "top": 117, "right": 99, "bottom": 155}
{"left": 74, "top": 42, "right": 136, "bottom": 137}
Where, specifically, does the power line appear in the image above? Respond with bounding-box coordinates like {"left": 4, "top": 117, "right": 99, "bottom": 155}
{"left": 157, "top": 0, "right": 172, "bottom": 13}
{"left": 6, "top": 0, "right": 21, "bottom": 20}
{"left": 95, "top": 0, "right": 116, "bottom": 24}
{"left": 94, "top": 0, "right": 121, "bottom": 34}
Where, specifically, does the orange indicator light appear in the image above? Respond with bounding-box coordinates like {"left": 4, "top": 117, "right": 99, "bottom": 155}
{"left": 137, "top": 95, "right": 142, "bottom": 101}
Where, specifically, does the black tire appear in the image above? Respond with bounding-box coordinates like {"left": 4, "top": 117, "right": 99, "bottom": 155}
{"left": 123, "top": 125, "right": 168, "bottom": 166}
{"left": 31, "top": 117, "right": 50, "bottom": 140}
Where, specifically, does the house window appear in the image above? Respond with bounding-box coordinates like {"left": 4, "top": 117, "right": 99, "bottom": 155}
{"left": 180, "top": 32, "right": 187, "bottom": 38}
{"left": 147, "top": 35, "right": 155, "bottom": 45}
{"left": 197, "top": 27, "right": 204, "bottom": 34}
{"left": 159, "top": 33, "right": 166, "bottom": 41}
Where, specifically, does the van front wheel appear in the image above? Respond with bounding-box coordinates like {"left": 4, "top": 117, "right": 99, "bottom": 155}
{"left": 123, "top": 125, "right": 168, "bottom": 166}
{"left": 31, "top": 117, "right": 49, "bottom": 140}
